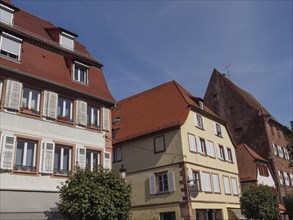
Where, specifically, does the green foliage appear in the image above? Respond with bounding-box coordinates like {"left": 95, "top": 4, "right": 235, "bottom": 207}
{"left": 57, "top": 167, "right": 132, "bottom": 220}
{"left": 240, "top": 184, "right": 279, "bottom": 220}
{"left": 282, "top": 121, "right": 293, "bottom": 167}
{"left": 284, "top": 193, "right": 293, "bottom": 220}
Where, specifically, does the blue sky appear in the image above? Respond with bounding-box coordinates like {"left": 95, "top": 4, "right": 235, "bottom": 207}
{"left": 14, "top": 0, "right": 292, "bottom": 126}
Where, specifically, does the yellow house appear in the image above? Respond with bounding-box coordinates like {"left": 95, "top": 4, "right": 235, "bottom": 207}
{"left": 112, "top": 81, "right": 241, "bottom": 220}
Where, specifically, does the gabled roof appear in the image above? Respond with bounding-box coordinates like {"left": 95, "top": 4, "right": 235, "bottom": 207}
{"left": 112, "top": 80, "right": 221, "bottom": 143}
{"left": 212, "top": 69, "right": 271, "bottom": 116}
{"left": 236, "top": 143, "right": 268, "bottom": 182}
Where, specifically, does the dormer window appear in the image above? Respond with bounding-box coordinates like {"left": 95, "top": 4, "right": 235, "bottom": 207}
{"left": 73, "top": 61, "right": 88, "bottom": 84}
{"left": 60, "top": 32, "right": 74, "bottom": 50}
{"left": 0, "top": 32, "right": 22, "bottom": 61}
{"left": 199, "top": 100, "right": 204, "bottom": 110}
{"left": 0, "top": 3, "right": 14, "bottom": 25}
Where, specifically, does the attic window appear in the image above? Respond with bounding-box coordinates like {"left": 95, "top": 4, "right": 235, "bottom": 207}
{"left": 60, "top": 32, "right": 74, "bottom": 50}
{"left": 0, "top": 4, "right": 14, "bottom": 25}
{"left": 199, "top": 101, "right": 204, "bottom": 110}
{"left": 0, "top": 32, "right": 22, "bottom": 61}
{"left": 73, "top": 61, "right": 88, "bottom": 84}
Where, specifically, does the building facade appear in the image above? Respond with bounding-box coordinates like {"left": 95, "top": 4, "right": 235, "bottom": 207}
{"left": 204, "top": 69, "right": 293, "bottom": 202}
{"left": 112, "top": 81, "right": 242, "bottom": 220}
{"left": 0, "top": 1, "right": 115, "bottom": 219}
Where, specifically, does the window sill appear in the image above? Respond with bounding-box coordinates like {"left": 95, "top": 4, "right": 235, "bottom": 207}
{"left": 87, "top": 124, "right": 101, "bottom": 130}
{"left": 20, "top": 109, "right": 40, "bottom": 117}
{"left": 155, "top": 191, "right": 170, "bottom": 195}
{"left": 12, "top": 170, "right": 38, "bottom": 176}
{"left": 195, "top": 126, "right": 205, "bottom": 130}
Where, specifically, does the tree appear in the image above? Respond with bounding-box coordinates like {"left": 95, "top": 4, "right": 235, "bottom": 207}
{"left": 283, "top": 121, "right": 293, "bottom": 167}
{"left": 240, "top": 184, "right": 279, "bottom": 220}
{"left": 284, "top": 193, "right": 293, "bottom": 220}
{"left": 57, "top": 167, "right": 132, "bottom": 220}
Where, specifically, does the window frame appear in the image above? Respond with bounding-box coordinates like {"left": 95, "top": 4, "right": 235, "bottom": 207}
{"left": 86, "top": 149, "right": 101, "bottom": 171}
{"left": 0, "top": 32, "right": 22, "bottom": 61}
{"left": 57, "top": 96, "right": 73, "bottom": 122}
{"left": 60, "top": 32, "right": 74, "bottom": 50}
{"left": 195, "top": 113, "right": 204, "bottom": 129}
{"left": 21, "top": 87, "right": 41, "bottom": 114}
{"left": 0, "top": 4, "right": 14, "bottom": 25}
{"left": 226, "top": 147, "right": 233, "bottom": 163}
{"left": 231, "top": 177, "right": 239, "bottom": 195}
{"left": 154, "top": 135, "right": 165, "bottom": 154}
{"left": 214, "top": 123, "right": 222, "bottom": 137}
{"left": 223, "top": 176, "right": 231, "bottom": 194}
{"left": 211, "top": 173, "right": 221, "bottom": 193}
{"left": 113, "top": 146, "right": 122, "bottom": 163}
{"left": 53, "top": 144, "right": 73, "bottom": 176}
{"left": 87, "top": 105, "right": 100, "bottom": 129}
{"left": 188, "top": 133, "right": 197, "bottom": 153}
{"left": 73, "top": 61, "right": 88, "bottom": 85}
{"left": 217, "top": 144, "right": 225, "bottom": 160}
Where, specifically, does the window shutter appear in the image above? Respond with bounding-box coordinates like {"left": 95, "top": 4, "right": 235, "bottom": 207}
{"left": 196, "top": 136, "right": 202, "bottom": 153}
{"left": 231, "top": 178, "right": 239, "bottom": 194}
{"left": 213, "top": 123, "right": 218, "bottom": 135}
{"left": 167, "top": 171, "right": 175, "bottom": 192}
{"left": 212, "top": 174, "right": 220, "bottom": 193}
{"left": 102, "top": 108, "right": 110, "bottom": 131}
{"left": 200, "top": 171, "right": 206, "bottom": 191}
{"left": 0, "top": 8, "right": 13, "bottom": 25}
{"left": 43, "top": 91, "right": 58, "bottom": 118}
{"left": 193, "top": 112, "right": 198, "bottom": 126}
{"left": 149, "top": 175, "right": 156, "bottom": 195}
{"left": 187, "top": 168, "right": 194, "bottom": 185}
{"left": 78, "top": 147, "right": 86, "bottom": 169}
{"left": 188, "top": 134, "right": 197, "bottom": 152}
{"left": 217, "top": 145, "right": 222, "bottom": 159}
{"left": 1, "top": 33, "right": 22, "bottom": 55}
{"left": 4, "top": 80, "right": 22, "bottom": 110}
{"left": 223, "top": 176, "right": 231, "bottom": 194}
{"left": 42, "top": 142, "right": 54, "bottom": 173}
{"left": 76, "top": 101, "right": 87, "bottom": 126}
{"left": 104, "top": 152, "right": 110, "bottom": 169}
{"left": 0, "top": 136, "right": 16, "bottom": 170}
{"left": 204, "top": 173, "right": 212, "bottom": 192}
{"left": 224, "top": 147, "right": 229, "bottom": 161}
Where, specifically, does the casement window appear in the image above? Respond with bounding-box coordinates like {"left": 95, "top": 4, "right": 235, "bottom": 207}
{"left": 223, "top": 176, "right": 231, "bottom": 194}
{"left": 154, "top": 135, "right": 165, "bottom": 153}
{"left": 0, "top": 136, "right": 16, "bottom": 169}
{"left": 194, "top": 113, "right": 204, "bottom": 129}
{"left": 0, "top": 32, "right": 22, "bottom": 60}
{"left": 272, "top": 144, "right": 278, "bottom": 156}
{"left": 201, "top": 172, "right": 212, "bottom": 192}
{"left": 113, "top": 147, "right": 122, "bottom": 162}
{"left": 57, "top": 97, "right": 73, "bottom": 122}
{"left": 226, "top": 147, "right": 233, "bottom": 162}
{"left": 188, "top": 133, "right": 197, "bottom": 153}
{"left": 60, "top": 32, "right": 74, "bottom": 50}
{"left": 0, "top": 4, "right": 14, "bottom": 25}
{"left": 279, "top": 171, "right": 285, "bottom": 185}
{"left": 21, "top": 87, "right": 40, "bottom": 114}
{"left": 214, "top": 123, "right": 222, "bottom": 137}
{"left": 76, "top": 100, "right": 87, "bottom": 126}
{"left": 87, "top": 106, "right": 100, "bottom": 128}
{"left": 53, "top": 144, "right": 72, "bottom": 175}
{"left": 284, "top": 173, "right": 290, "bottom": 186}
{"left": 43, "top": 91, "right": 58, "bottom": 119}
{"left": 258, "top": 164, "right": 269, "bottom": 177}
{"left": 212, "top": 174, "right": 220, "bottom": 193}
{"left": 206, "top": 140, "right": 215, "bottom": 157}
{"left": 187, "top": 169, "right": 201, "bottom": 192}
{"left": 277, "top": 145, "right": 284, "bottom": 158}
{"left": 15, "top": 138, "right": 37, "bottom": 172}
{"left": 199, "top": 101, "right": 204, "bottom": 110}
{"left": 149, "top": 171, "right": 175, "bottom": 194}
{"left": 284, "top": 148, "right": 290, "bottom": 160}
{"left": 231, "top": 177, "right": 239, "bottom": 195}
{"left": 86, "top": 150, "right": 100, "bottom": 171}
{"left": 4, "top": 79, "right": 22, "bottom": 110}
{"left": 102, "top": 107, "right": 110, "bottom": 131}
{"left": 73, "top": 62, "right": 88, "bottom": 84}
{"left": 104, "top": 152, "right": 111, "bottom": 170}
{"left": 197, "top": 137, "right": 206, "bottom": 155}
{"left": 217, "top": 145, "right": 225, "bottom": 160}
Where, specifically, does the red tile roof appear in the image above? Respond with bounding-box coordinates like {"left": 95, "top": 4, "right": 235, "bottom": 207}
{"left": 112, "top": 81, "right": 221, "bottom": 143}
{"left": 236, "top": 143, "right": 268, "bottom": 182}
{"left": 0, "top": 1, "right": 115, "bottom": 104}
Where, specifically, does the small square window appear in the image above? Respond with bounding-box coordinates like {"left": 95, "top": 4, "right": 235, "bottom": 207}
{"left": 73, "top": 62, "right": 88, "bottom": 84}
{"left": 113, "top": 147, "right": 122, "bottom": 162}
{"left": 154, "top": 135, "right": 165, "bottom": 153}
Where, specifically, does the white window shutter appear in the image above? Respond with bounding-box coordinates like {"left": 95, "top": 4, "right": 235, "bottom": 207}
{"left": 224, "top": 147, "right": 229, "bottom": 161}
{"left": 196, "top": 136, "right": 202, "bottom": 153}
{"left": 76, "top": 101, "right": 87, "bottom": 126}
{"left": 205, "top": 173, "right": 212, "bottom": 192}
{"left": 149, "top": 175, "right": 156, "bottom": 195}
{"left": 200, "top": 171, "right": 206, "bottom": 191}
{"left": 102, "top": 108, "right": 110, "bottom": 131}
{"left": 212, "top": 174, "right": 220, "bottom": 193}
{"left": 231, "top": 178, "right": 239, "bottom": 194}
{"left": 188, "top": 134, "right": 197, "bottom": 152}
{"left": 187, "top": 168, "right": 194, "bottom": 185}
{"left": 4, "top": 80, "right": 22, "bottom": 110}
{"left": 42, "top": 91, "right": 48, "bottom": 116}
{"left": 167, "top": 171, "right": 175, "bottom": 192}
{"left": 223, "top": 176, "right": 231, "bottom": 194}
{"left": 48, "top": 92, "right": 58, "bottom": 118}
{"left": 213, "top": 122, "right": 218, "bottom": 135}
{"left": 1, "top": 136, "right": 16, "bottom": 170}
{"left": 104, "top": 152, "right": 110, "bottom": 169}
{"left": 42, "top": 142, "right": 54, "bottom": 173}
{"left": 78, "top": 147, "right": 86, "bottom": 169}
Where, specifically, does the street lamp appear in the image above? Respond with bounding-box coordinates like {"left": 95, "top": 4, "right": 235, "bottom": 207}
{"left": 119, "top": 164, "right": 127, "bottom": 180}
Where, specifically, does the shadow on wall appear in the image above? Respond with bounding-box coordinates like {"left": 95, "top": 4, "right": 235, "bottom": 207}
{"left": 44, "top": 206, "right": 62, "bottom": 220}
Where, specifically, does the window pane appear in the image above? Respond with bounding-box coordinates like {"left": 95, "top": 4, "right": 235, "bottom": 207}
{"left": 30, "top": 90, "right": 39, "bottom": 110}
{"left": 26, "top": 142, "right": 35, "bottom": 167}
{"left": 16, "top": 140, "right": 25, "bottom": 166}
{"left": 93, "top": 152, "right": 99, "bottom": 169}
{"left": 22, "top": 88, "right": 29, "bottom": 108}
{"left": 64, "top": 100, "right": 71, "bottom": 118}
{"left": 54, "top": 147, "right": 61, "bottom": 171}
{"left": 57, "top": 98, "right": 63, "bottom": 117}
{"left": 63, "top": 148, "right": 70, "bottom": 171}
{"left": 74, "top": 68, "right": 79, "bottom": 81}
{"left": 86, "top": 151, "right": 91, "bottom": 169}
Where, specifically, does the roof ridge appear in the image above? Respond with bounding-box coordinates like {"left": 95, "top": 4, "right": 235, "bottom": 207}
{"left": 172, "top": 80, "right": 193, "bottom": 106}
